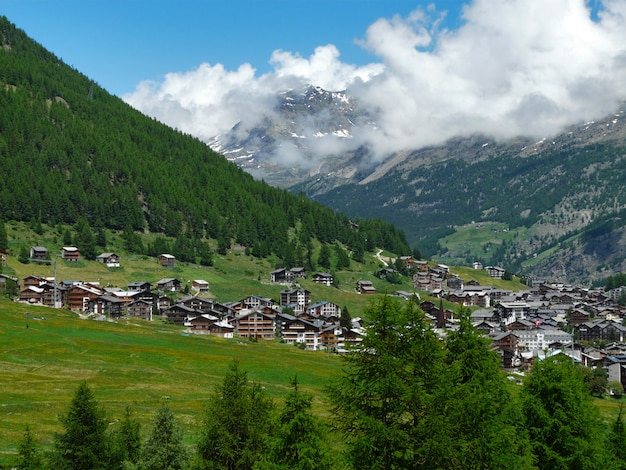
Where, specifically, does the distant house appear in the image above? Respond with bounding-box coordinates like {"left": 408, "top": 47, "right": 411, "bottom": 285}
{"left": 234, "top": 311, "right": 275, "bottom": 340}
{"left": 356, "top": 280, "right": 376, "bottom": 294}
{"left": 86, "top": 294, "right": 124, "bottom": 317}
{"left": 156, "top": 278, "right": 182, "bottom": 292}
{"left": 126, "top": 299, "right": 154, "bottom": 320}
{"left": 281, "top": 318, "right": 322, "bottom": 350}
{"left": 0, "top": 249, "right": 7, "bottom": 267}
{"left": 271, "top": 267, "right": 307, "bottom": 283}
{"left": 96, "top": 252, "right": 120, "bottom": 267}
{"left": 128, "top": 281, "right": 152, "bottom": 292}
{"left": 29, "top": 246, "right": 48, "bottom": 262}
{"left": 279, "top": 288, "right": 311, "bottom": 314}
{"left": 486, "top": 266, "right": 506, "bottom": 279}
{"left": 192, "top": 279, "right": 209, "bottom": 294}
{"left": 312, "top": 272, "right": 333, "bottom": 286}
{"left": 158, "top": 253, "right": 176, "bottom": 268}
{"left": 306, "top": 300, "right": 341, "bottom": 319}
{"left": 61, "top": 246, "right": 80, "bottom": 262}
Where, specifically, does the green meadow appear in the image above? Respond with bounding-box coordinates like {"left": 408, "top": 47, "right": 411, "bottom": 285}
{"left": 0, "top": 298, "right": 343, "bottom": 465}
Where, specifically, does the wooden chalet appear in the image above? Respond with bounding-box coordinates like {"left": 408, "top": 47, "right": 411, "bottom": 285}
{"left": 96, "top": 252, "right": 120, "bottom": 267}
{"left": 156, "top": 278, "right": 182, "bottom": 292}
{"left": 29, "top": 246, "right": 48, "bottom": 262}
{"left": 61, "top": 246, "right": 80, "bottom": 262}
{"left": 0, "top": 249, "right": 7, "bottom": 267}
{"left": 86, "top": 294, "right": 124, "bottom": 317}
{"left": 356, "top": 280, "right": 376, "bottom": 294}
{"left": 162, "top": 304, "right": 196, "bottom": 326}
{"left": 126, "top": 299, "right": 154, "bottom": 320}
{"left": 67, "top": 283, "right": 103, "bottom": 311}
{"left": 306, "top": 300, "right": 340, "bottom": 319}
{"left": 312, "top": 272, "right": 333, "bottom": 286}
{"left": 234, "top": 310, "right": 275, "bottom": 340}
{"left": 279, "top": 288, "right": 311, "bottom": 313}
{"left": 128, "top": 281, "right": 152, "bottom": 292}
{"left": 192, "top": 279, "right": 209, "bottom": 294}
{"left": 158, "top": 253, "right": 176, "bottom": 268}
{"left": 281, "top": 318, "right": 322, "bottom": 350}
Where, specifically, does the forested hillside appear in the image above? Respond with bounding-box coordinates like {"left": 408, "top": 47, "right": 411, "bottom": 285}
{"left": 0, "top": 17, "right": 409, "bottom": 262}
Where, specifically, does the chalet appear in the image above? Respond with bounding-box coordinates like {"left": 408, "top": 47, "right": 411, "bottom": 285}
{"left": 61, "top": 246, "right": 80, "bottom": 262}
{"left": 356, "top": 280, "right": 376, "bottom": 294}
{"left": 128, "top": 281, "right": 152, "bottom": 292}
{"left": 29, "top": 246, "right": 48, "bottom": 262}
{"left": 493, "top": 301, "right": 530, "bottom": 325}
{"left": 126, "top": 299, "right": 154, "bottom": 320}
{"left": 234, "top": 310, "right": 275, "bottom": 339}
{"left": 446, "top": 275, "right": 463, "bottom": 289}
{"left": 156, "top": 278, "right": 182, "bottom": 292}
{"left": 415, "top": 260, "right": 428, "bottom": 272}
{"left": 192, "top": 279, "right": 209, "bottom": 294}
{"left": 67, "top": 284, "right": 104, "bottom": 311}
{"left": 281, "top": 318, "right": 322, "bottom": 350}
{"left": 86, "top": 295, "right": 124, "bottom": 317}
{"left": 279, "top": 288, "right": 311, "bottom": 313}
{"left": 0, "top": 273, "right": 18, "bottom": 286}
{"left": 270, "top": 268, "right": 288, "bottom": 283}
{"left": 178, "top": 295, "right": 214, "bottom": 312}
{"left": 312, "top": 272, "right": 333, "bottom": 286}
{"left": 96, "top": 252, "right": 120, "bottom": 267}
{"left": 306, "top": 301, "right": 340, "bottom": 319}
{"left": 485, "top": 266, "right": 506, "bottom": 279}
{"left": 0, "top": 249, "right": 7, "bottom": 267}
{"left": 569, "top": 308, "right": 591, "bottom": 326}
{"left": 158, "top": 253, "right": 176, "bottom": 268}
{"left": 18, "top": 286, "right": 45, "bottom": 304}
{"left": 271, "top": 267, "right": 307, "bottom": 283}
{"left": 399, "top": 256, "right": 415, "bottom": 269}
{"left": 162, "top": 304, "right": 196, "bottom": 326}
{"left": 186, "top": 315, "right": 234, "bottom": 338}
{"left": 157, "top": 295, "right": 172, "bottom": 312}
{"left": 238, "top": 295, "right": 275, "bottom": 311}
{"left": 606, "top": 354, "right": 626, "bottom": 390}
{"left": 576, "top": 320, "right": 626, "bottom": 342}
{"left": 319, "top": 324, "right": 344, "bottom": 351}
{"left": 184, "top": 313, "right": 219, "bottom": 333}
{"left": 473, "top": 261, "right": 483, "bottom": 270}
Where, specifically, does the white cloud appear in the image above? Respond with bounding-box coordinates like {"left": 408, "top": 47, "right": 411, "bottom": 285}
{"left": 124, "top": 0, "right": 626, "bottom": 164}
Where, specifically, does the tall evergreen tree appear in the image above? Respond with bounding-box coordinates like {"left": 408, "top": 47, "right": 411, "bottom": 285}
{"left": 194, "top": 361, "right": 274, "bottom": 470}
{"left": 328, "top": 297, "right": 444, "bottom": 469}
{"left": 74, "top": 217, "right": 97, "bottom": 260}
{"left": 522, "top": 354, "right": 616, "bottom": 470}
{"left": 141, "top": 403, "right": 188, "bottom": 470}
{"left": 52, "top": 382, "right": 112, "bottom": 470}
{"left": 15, "top": 426, "right": 44, "bottom": 470}
{"left": 113, "top": 406, "right": 142, "bottom": 468}
{"left": 433, "top": 308, "right": 534, "bottom": 469}
{"left": 317, "top": 244, "right": 332, "bottom": 271}
{"left": 0, "top": 218, "right": 8, "bottom": 251}
{"left": 258, "top": 377, "right": 332, "bottom": 470}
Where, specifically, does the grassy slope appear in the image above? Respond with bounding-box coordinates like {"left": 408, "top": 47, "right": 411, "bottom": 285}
{"left": 0, "top": 298, "right": 344, "bottom": 463}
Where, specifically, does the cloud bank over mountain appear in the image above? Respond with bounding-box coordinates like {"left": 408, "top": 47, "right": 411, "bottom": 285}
{"left": 124, "top": 0, "right": 626, "bottom": 162}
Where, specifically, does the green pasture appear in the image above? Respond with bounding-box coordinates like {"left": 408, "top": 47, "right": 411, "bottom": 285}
{"left": 0, "top": 299, "right": 343, "bottom": 465}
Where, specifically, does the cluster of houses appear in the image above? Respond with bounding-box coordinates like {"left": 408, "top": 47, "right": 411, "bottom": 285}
{"left": 8, "top": 246, "right": 626, "bottom": 388}
{"left": 7, "top": 258, "right": 381, "bottom": 352}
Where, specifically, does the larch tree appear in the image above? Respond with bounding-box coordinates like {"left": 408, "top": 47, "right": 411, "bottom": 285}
{"left": 522, "top": 353, "right": 616, "bottom": 470}
{"left": 52, "top": 382, "right": 112, "bottom": 470}
{"left": 193, "top": 360, "right": 274, "bottom": 470}
{"left": 328, "top": 296, "right": 444, "bottom": 469}
{"left": 140, "top": 403, "right": 188, "bottom": 470}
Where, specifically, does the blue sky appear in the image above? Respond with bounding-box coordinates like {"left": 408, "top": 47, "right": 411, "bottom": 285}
{"left": 2, "top": 0, "right": 624, "bottom": 163}
{"left": 1, "top": 0, "right": 464, "bottom": 97}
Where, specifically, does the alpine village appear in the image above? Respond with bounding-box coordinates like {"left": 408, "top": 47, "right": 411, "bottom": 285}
{"left": 3, "top": 14, "right": 626, "bottom": 470}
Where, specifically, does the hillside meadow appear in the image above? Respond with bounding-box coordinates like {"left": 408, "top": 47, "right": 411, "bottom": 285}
{"left": 0, "top": 298, "right": 344, "bottom": 465}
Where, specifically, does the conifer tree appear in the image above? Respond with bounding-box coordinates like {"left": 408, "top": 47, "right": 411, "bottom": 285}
{"left": 194, "top": 361, "right": 274, "bottom": 470}
{"left": 522, "top": 354, "right": 615, "bottom": 470}
{"left": 52, "top": 382, "right": 111, "bottom": 470}
{"left": 141, "top": 403, "right": 188, "bottom": 470}
{"left": 113, "top": 406, "right": 142, "bottom": 467}
{"left": 0, "top": 218, "right": 8, "bottom": 251}
{"left": 15, "top": 426, "right": 44, "bottom": 470}
{"left": 328, "top": 297, "right": 444, "bottom": 469}
{"left": 317, "top": 244, "right": 332, "bottom": 270}
{"left": 258, "top": 377, "right": 332, "bottom": 470}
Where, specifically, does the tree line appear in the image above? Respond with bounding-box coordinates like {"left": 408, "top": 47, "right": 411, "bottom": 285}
{"left": 11, "top": 298, "right": 626, "bottom": 469}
